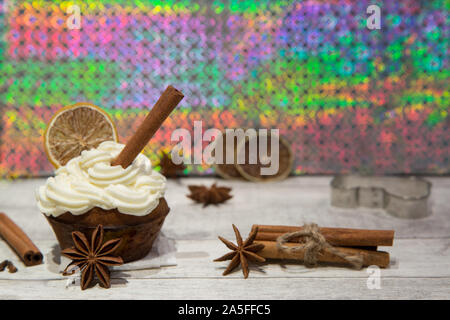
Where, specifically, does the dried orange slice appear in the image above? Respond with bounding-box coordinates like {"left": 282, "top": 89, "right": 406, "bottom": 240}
{"left": 44, "top": 102, "right": 118, "bottom": 168}
{"left": 235, "top": 132, "right": 293, "bottom": 182}
{"left": 213, "top": 132, "right": 245, "bottom": 180}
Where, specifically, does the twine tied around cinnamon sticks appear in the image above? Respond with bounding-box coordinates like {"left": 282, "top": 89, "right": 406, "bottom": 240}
{"left": 276, "top": 223, "right": 364, "bottom": 269}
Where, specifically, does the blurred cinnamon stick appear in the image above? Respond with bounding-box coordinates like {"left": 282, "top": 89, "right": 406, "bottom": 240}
{"left": 256, "top": 240, "right": 390, "bottom": 268}
{"left": 0, "top": 213, "right": 43, "bottom": 266}
{"left": 252, "top": 225, "right": 394, "bottom": 247}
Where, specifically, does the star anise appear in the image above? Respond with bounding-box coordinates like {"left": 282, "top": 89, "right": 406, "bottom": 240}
{"left": 61, "top": 225, "right": 123, "bottom": 290}
{"left": 187, "top": 183, "right": 232, "bottom": 207}
{"left": 159, "top": 151, "right": 185, "bottom": 178}
{"left": 214, "top": 225, "right": 265, "bottom": 279}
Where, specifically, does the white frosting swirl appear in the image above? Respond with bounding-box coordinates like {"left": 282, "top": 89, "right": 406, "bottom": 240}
{"left": 37, "top": 141, "right": 166, "bottom": 217}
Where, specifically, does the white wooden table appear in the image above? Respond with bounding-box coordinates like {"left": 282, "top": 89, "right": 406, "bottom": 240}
{"left": 0, "top": 176, "right": 449, "bottom": 299}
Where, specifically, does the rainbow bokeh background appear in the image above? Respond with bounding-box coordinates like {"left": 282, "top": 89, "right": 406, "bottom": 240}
{"left": 0, "top": 0, "right": 448, "bottom": 178}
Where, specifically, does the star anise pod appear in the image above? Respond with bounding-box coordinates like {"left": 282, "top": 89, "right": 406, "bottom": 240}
{"left": 214, "top": 225, "right": 265, "bottom": 279}
{"left": 61, "top": 225, "right": 123, "bottom": 290}
{"left": 159, "top": 151, "right": 185, "bottom": 178}
{"left": 187, "top": 183, "right": 232, "bottom": 207}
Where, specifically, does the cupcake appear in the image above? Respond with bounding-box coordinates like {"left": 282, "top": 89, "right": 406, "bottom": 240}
{"left": 38, "top": 86, "right": 184, "bottom": 263}
{"left": 37, "top": 141, "right": 169, "bottom": 262}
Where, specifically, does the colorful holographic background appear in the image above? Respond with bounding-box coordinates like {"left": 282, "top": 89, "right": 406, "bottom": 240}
{"left": 0, "top": 0, "right": 449, "bottom": 178}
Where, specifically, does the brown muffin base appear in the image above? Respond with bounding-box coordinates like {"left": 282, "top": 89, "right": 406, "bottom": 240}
{"left": 45, "top": 197, "right": 170, "bottom": 263}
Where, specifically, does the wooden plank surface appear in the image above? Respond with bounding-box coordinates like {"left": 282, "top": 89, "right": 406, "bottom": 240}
{"left": 1, "top": 278, "right": 448, "bottom": 300}
{"left": 1, "top": 238, "right": 449, "bottom": 280}
{"left": 0, "top": 176, "right": 449, "bottom": 299}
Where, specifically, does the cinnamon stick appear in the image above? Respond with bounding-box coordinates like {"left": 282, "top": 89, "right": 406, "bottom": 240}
{"left": 256, "top": 240, "right": 390, "bottom": 268}
{"left": 111, "top": 85, "right": 184, "bottom": 168}
{"left": 252, "top": 225, "right": 394, "bottom": 247}
{"left": 0, "top": 213, "right": 43, "bottom": 266}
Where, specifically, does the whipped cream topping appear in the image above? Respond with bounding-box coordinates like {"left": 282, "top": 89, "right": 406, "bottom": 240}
{"left": 37, "top": 141, "right": 166, "bottom": 217}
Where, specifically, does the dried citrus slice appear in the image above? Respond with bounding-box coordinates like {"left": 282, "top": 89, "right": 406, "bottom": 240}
{"left": 235, "top": 132, "right": 293, "bottom": 182}
{"left": 213, "top": 132, "right": 245, "bottom": 180}
{"left": 44, "top": 102, "right": 118, "bottom": 168}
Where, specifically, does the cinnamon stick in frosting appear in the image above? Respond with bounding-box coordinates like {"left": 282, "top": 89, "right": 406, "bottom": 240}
{"left": 0, "top": 213, "right": 43, "bottom": 266}
{"left": 111, "top": 85, "right": 184, "bottom": 168}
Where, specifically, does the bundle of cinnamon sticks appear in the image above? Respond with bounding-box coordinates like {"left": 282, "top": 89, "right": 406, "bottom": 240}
{"left": 251, "top": 225, "right": 394, "bottom": 268}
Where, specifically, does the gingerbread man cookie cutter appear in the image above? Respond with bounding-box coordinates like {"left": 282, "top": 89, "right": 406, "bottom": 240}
{"left": 331, "top": 175, "right": 431, "bottom": 219}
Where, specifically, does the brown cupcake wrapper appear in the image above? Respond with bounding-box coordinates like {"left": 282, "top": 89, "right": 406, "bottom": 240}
{"left": 45, "top": 198, "right": 170, "bottom": 263}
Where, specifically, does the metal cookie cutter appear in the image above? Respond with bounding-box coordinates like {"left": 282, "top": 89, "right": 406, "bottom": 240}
{"left": 331, "top": 175, "right": 432, "bottom": 219}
